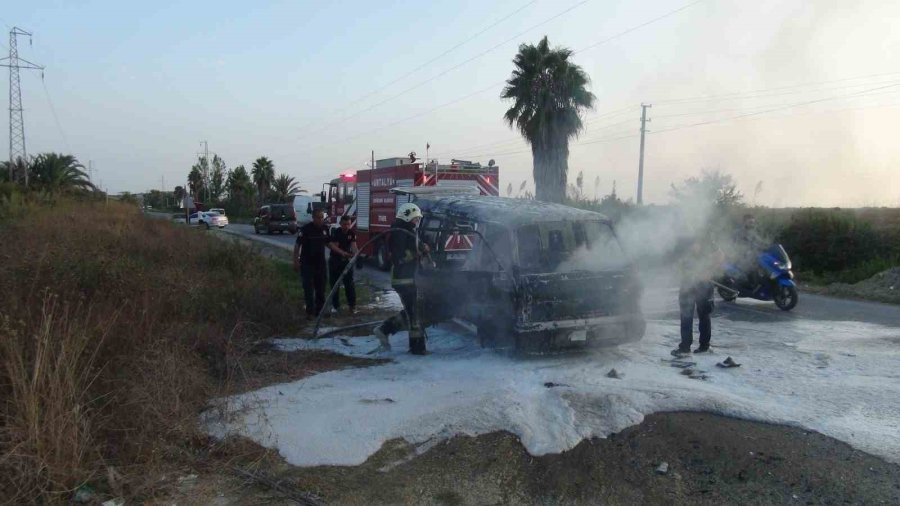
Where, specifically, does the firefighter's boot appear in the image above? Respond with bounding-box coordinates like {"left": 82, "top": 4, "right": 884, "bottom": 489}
{"left": 408, "top": 326, "right": 426, "bottom": 355}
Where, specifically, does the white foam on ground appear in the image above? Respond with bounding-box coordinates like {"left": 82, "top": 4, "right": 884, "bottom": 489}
{"left": 207, "top": 315, "right": 900, "bottom": 467}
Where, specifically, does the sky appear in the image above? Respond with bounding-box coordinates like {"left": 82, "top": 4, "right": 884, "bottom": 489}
{"left": 4, "top": 0, "right": 900, "bottom": 207}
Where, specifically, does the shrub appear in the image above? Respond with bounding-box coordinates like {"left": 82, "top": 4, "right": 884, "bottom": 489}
{"left": 0, "top": 201, "right": 304, "bottom": 503}
{"left": 777, "top": 209, "right": 886, "bottom": 275}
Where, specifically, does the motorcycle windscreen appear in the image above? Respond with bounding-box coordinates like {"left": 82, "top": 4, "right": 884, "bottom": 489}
{"left": 766, "top": 244, "right": 792, "bottom": 268}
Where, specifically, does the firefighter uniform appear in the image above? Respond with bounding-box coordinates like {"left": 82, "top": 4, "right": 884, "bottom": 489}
{"left": 377, "top": 216, "right": 428, "bottom": 354}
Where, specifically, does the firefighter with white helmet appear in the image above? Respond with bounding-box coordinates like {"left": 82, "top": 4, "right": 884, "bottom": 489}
{"left": 373, "top": 202, "right": 430, "bottom": 354}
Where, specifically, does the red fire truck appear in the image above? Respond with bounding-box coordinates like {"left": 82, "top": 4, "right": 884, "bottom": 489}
{"left": 323, "top": 157, "right": 500, "bottom": 269}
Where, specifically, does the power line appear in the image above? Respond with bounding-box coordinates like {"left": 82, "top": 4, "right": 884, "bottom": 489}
{"left": 649, "top": 82, "right": 900, "bottom": 135}
{"left": 296, "top": 0, "right": 591, "bottom": 146}
{"left": 572, "top": 0, "right": 708, "bottom": 55}
{"left": 293, "top": 0, "right": 538, "bottom": 137}
{"left": 652, "top": 80, "right": 900, "bottom": 119}
{"left": 652, "top": 71, "right": 900, "bottom": 105}
{"left": 436, "top": 115, "right": 637, "bottom": 160}
{"left": 300, "top": 0, "right": 707, "bottom": 160}
{"left": 40, "top": 74, "right": 72, "bottom": 153}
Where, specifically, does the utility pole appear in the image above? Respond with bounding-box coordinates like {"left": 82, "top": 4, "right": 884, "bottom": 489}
{"left": 637, "top": 103, "right": 651, "bottom": 205}
{"left": 1, "top": 27, "right": 44, "bottom": 185}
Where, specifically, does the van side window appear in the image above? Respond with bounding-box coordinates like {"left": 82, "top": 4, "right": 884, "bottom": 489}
{"left": 517, "top": 224, "right": 542, "bottom": 269}
{"left": 420, "top": 217, "right": 441, "bottom": 247}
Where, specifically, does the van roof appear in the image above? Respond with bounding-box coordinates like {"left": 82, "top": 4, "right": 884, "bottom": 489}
{"left": 415, "top": 195, "right": 610, "bottom": 228}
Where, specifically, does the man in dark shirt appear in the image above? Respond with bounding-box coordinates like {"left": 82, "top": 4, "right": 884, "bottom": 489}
{"left": 327, "top": 215, "right": 358, "bottom": 314}
{"left": 293, "top": 209, "right": 330, "bottom": 319}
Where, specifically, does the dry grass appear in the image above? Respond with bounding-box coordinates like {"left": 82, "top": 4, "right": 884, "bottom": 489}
{"left": 0, "top": 200, "right": 306, "bottom": 503}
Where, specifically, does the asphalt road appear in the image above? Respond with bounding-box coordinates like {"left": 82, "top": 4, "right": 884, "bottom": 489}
{"left": 152, "top": 214, "right": 900, "bottom": 329}
{"left": 218, "top": 223, "right": 393, "bottom": 290}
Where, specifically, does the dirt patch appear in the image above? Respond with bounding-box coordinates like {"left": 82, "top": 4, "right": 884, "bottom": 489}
{"left": 823, "top": 267, "right": 900, "bottom": 304}
{"left": 167, "top": 411, "right": 900, "bottom": 505}
{"left": 802, "top": 266, "right": 900, "bottom": 305}
{"left": 287, "top": 412, "right": 900, "bottom": 505}
{"left": 225, "top": 342, "right": 388, "bottom": 395}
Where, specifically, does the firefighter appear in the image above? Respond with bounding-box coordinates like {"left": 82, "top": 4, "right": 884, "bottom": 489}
{"left": 373, "top": 203, "right": 430, "bottom": 355}
{"left": 672, "top": 233, "right": 724, "bottom": 357}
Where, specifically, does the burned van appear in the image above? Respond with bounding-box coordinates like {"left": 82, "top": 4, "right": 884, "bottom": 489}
{"left": 410, "top": 193, "right": 645, "bottom": 352}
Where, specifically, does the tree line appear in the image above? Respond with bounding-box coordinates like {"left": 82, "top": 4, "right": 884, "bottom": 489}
{"left": 144, "top": 156, "right": 305, "bottom": 216}
{"left": 1, "top": 154, "right": 95, "bottom": 195}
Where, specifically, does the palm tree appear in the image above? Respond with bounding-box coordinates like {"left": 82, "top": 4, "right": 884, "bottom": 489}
{"left": 501, "top": 36, "right": 595, "bottom": 203}
{"left": 28, "top": 153, "right": 95, "bottom": 193}
{"left": 271, "top": 173, "right": 305, "bottom": 202}
{"left": 0, "top": 157, "right": 28, "bottom": 184}
{"left": 251, "top": 157, "right": 275, "bottom": 203}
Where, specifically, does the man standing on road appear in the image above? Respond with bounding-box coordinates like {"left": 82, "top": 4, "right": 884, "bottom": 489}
{"left": 327, "top": 215, "right": 358, "bottom": 315}
{"left": 672, "top": 233, "right": 724, "bottom": 357}
{"left": 373, "top": 203, "right": 430, "bottom": 355}
{"left": 293, "top": 208, "right": 330, "bottom": 320}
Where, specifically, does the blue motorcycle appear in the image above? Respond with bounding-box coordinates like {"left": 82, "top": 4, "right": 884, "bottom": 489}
{"left": 717, "top": 244, "right": 799, "bottom": 311}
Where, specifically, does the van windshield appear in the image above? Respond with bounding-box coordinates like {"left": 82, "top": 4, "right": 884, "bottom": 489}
{"left": 515, "top": 221, "right": 624, "bottom": 272}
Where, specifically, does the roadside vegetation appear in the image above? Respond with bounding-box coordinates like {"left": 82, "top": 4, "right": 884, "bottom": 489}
{"left": 560, "top": 170, "right": 899, "bottom": 290}
{"left": 0, "top": 194, "right": 312, "bottom": 502}
{"left": 143, "top": 154, "right": 307, "bottom": 222}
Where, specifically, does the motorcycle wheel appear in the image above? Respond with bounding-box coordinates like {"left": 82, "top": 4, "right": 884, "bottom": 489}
{"left": 718, "top": 286, "right": 737, "bottom": 302}
{"left": 774, "top": 285, "right": 798, "bottom": 311}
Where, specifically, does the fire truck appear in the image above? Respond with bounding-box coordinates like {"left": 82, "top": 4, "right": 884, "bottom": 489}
{"left": 323, "top": 157, "right": 500, "bottom": 269}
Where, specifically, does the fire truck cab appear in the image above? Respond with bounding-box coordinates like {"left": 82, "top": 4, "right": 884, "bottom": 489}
{"left": 324, "top": 157, "right": 499, "bottom": 269}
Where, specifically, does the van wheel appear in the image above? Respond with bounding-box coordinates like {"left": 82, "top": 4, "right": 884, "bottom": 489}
{"left": 478, "top": 320, "right": 513, "bottom": 348}
{"left": 376, "top": 241, "right": 390, "bottom": 271}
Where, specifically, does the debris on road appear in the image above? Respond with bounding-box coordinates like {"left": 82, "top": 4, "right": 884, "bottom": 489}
{"left": 655, "top": 461, "right": 669, "bottom": 475}
{"left": 717, "top": 357, "right": 742, "bottom": 368}
{"left": 606, "top": 368, "right": 623, "bottom": 379}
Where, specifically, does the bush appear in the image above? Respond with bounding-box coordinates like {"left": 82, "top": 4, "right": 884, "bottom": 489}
{"left": 0, "top": 200, "right": 304, "bottom": 503}
{"left": 777, "top": 209, "right": 888, "bottom": 275}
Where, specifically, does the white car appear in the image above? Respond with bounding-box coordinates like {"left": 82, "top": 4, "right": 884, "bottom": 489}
{"left": 196, "top": 211, "right": 229, "bottom": 229}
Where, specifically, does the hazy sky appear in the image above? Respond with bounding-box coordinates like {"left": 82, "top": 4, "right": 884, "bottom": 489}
{"left": 5, "top": 0, "right": 900, "bottom": 206}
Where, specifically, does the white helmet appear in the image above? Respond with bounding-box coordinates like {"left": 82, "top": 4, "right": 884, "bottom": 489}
{"left": 397, "top": 203, "right": 423, "bottom": 222}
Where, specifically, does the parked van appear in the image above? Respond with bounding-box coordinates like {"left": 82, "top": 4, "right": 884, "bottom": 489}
{"left": 253, "top": 204, "right": 297, "bottom": 235}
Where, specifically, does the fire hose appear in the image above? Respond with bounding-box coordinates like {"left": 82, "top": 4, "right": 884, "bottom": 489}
{"left": 311, "top": 226, "right": 513, "bottom": 339}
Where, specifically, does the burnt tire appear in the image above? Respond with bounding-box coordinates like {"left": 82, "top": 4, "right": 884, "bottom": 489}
{"left": 774, "top": 285, "right": 798, "bottom": 311}
{"left": 477, "top": 320, "right": 514, "bottom": 349}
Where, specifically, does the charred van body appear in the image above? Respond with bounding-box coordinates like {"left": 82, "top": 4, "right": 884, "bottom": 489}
{"left": 409, "top": 193, "right": 645, "bottom": 352}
